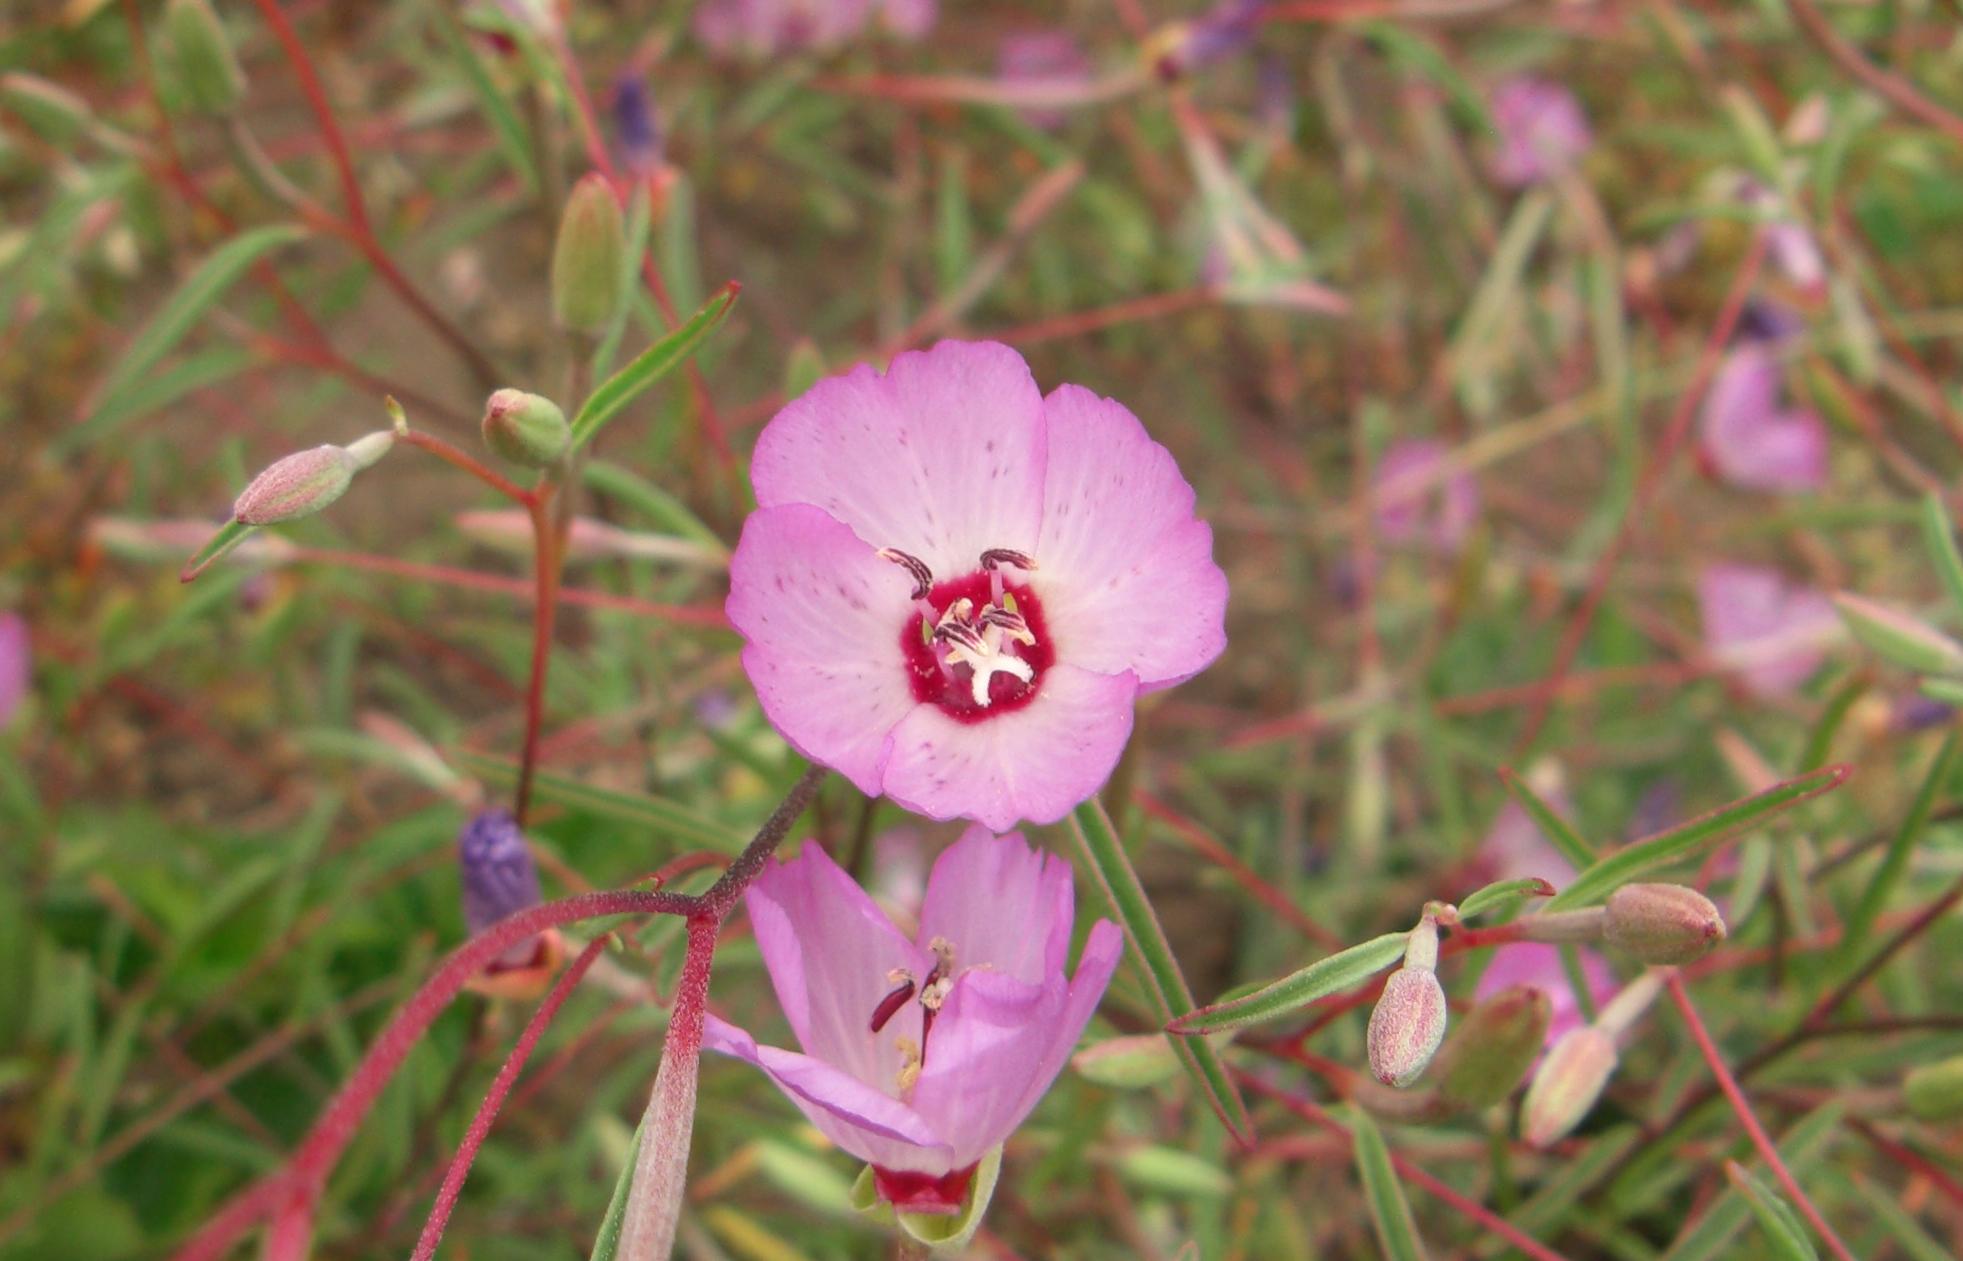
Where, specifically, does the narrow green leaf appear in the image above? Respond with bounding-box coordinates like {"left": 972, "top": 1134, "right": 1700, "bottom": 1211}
{"left": 1921, "top": 676, "right": 1963, "bottom": 706}
{"left": 1545, "top": 765, "right": 1849, "bottom": 910}
{"left": 1838, "top": 730, "right": 1957, "bottom": 968}
{"left": 1349, "top": 1106, "right": 1429, "bottom": 1261}
{"left": 588, "top": 1118, "right": 646, "bottom": 1261}
{"left": 1919, "top": 492, "right": 1963, "bottom": 620}
{"left": 83, "top": 223, "right": 308, "bottom": 436}
{"left": 1069, "top": 799, "right": 1252, "bottom": 1144}
{"left": 570, "top": 283, "right": 739, "bottom": 450}
{"left": 178, "top": 517, "right": 258, "bottom": 583}
{"left": 1360, "top": 23, "right": 1492, "bottom": 137}
{"left": 1658, "top": 1103, "right": 1842, "bottom": 1261}
{"left": 455, "top": 751, "right": 746, "bottom": 853}
{"left": 432, "top": 4, "right": 537, "bottom": 195}
{"left": 1170, "top": 934, "right": 1405, "bottom": 1035}
{"left": 1725, "top": 1162, "right": 1819, "bottom": 1261}
{"left": 1498, "top": 768, "right": 1597, "bottom": 870}
{"left": 582, "top": 459, "right": 726, "bottom": 554}
{"left": 1457, "top": 877, "right": 1555, "bottom": 923}
{"left": 1853, "top": 1174, "right": 1954, "bottom": 1261}
{"left": 61, "top": 345, "right": 254, "bottom": 454}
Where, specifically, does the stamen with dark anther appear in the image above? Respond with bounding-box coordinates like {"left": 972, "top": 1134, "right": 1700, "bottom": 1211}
{"left": 980, "top": 548, "right": 1037, "bottom": 572}
{"left": 877, "top": 547, "right": 934, "bottom": 600}
{"left": 977, "top": 605, "right": 1036, "bottom": 645}
{"left": 870, "top": 976, "right": 917, "bottom": 1033}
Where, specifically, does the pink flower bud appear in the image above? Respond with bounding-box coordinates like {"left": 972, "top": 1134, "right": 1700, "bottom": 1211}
{"left": 1366, "top": 967, "right": 1448, "bottom": 1088}
{"left": 481, "top": 389, "right": 570, "bottom": 468}
{"left": 1603, "top": 883, "right": 1727, "bottom": 965}
{"left": 1436, "top": 984, "right": 1552, "bottom": 1109}
{"left": 1521, "top": 1026, "right": 1617, "bottom": 1147}
{"left": 233, "top": 445, "right": 357, "bottom": 525}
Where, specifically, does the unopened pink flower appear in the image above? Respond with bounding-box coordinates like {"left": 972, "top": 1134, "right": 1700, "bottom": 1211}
{"left": 1697, "top": 563, "right": 1838, "bottom": 699}
{"left": 729, "top": 340, "right": 1228, "bottom": 830}
{"left": 704, "top": 826, "right": 1122, "bottom": 1213}
{"left": 1373, "top": 439, "right": 1479, "bottom": 553}
{"left": 0, "top": 612, "right": 27, "bottom": 727}
{"left": 1475, "top": 942, "right": 1615, "bottom": 1052}
{"left": 1489, "top": 76, "right": 1591, "bottom": 188}
{"left": 1698, "top": 346, "right": 1828, "bottom": 493}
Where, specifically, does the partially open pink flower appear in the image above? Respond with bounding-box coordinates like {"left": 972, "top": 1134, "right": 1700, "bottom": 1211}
{"left": 1489, "top": 77, "right": 1591, "bottom": 188}
{"left": 1698, "top": 346, "right": 1828, "bottom": 493}
{"left": 704, "top": 826, "right": 1121, "bottom": 1213}
{"left": 1698, "top": 563, "right": 1838, "bottom": 699}
{"left": 1373, "top": 439, "right": 1479, "bottom": 554}
{"left": 730, "top": 340, "right": 1228, "bottom": 830}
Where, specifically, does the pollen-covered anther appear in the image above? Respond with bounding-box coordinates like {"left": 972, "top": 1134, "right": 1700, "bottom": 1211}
{"left": 895, "top": 1036, "right": 923, "bottom": 1094}
{"left": 980, "top": 548, "right": 1037, "bottom": 572}
{"left": 978, "top": 605, "right": 1036, "bottom": 647}
{"left": 877, "top": 547, "right": 934, "bottom": 600}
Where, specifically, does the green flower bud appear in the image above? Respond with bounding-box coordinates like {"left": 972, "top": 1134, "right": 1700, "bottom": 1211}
{"left": 1833, "top": 592, "right": 1963, "bottom": 677}
{"left": 0, "top": 73, "right": 92, "bottom": 144}
{"left": 1604, "top": 883, "right": 1726, "bottom": 965}
{"left": 1904, "top": 1054, "right": 1963, "bottom": 1123}
{"left": 1521, "top": 1027, "right": 1617, "bottom": 1147}
{"left": 164, "top": 0, "right": 247, "bottom": 117}
{"left": 551, "top": 173, "right": 624, "bottom": 334}
{"left": 481, "top": 389, "right": 570, "bottom": 467}
{"left": 233, "top": 445, "right": 356, "bottom": 525}
{"left": 1435, "top": 984, "right": 1552, "bottom": 1109}
{"left": 1366, "top": 967, "right": 1448, "bottom": 1088}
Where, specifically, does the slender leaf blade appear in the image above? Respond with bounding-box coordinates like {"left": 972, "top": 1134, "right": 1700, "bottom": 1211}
{"left": 1919, "top": 492, "right": 1963, "bottom": 620}
{"left": 588, "top": 1120, "right": 646, "bottom": 1261}
{"left": 1546, "top": 765, "right": 1849, "bottom": 910}
{"left": 1069, "top": 799, "right": 1252, "bottom": 1143}
{"left": 1725, "top": 1162, "right": 1819, "bottom": 1261}
{"left": 1499, "top": 768, "right": 1597, "bottom": 870}
{"left": 1457, "top": 877, "right": 1555, "bottom": 923}
{"left": 1838, "top": 730, "right": 1957, "bottom": 969}
{"left": 1169, "top": 934, "right": 1405, "bottom": 1035}
{"left": 570, "top": 283, "right": 739, "bottom": 450}
{"left": 1350, "top": 1106, "right": 1429, "bottom": 1261}
{"left": 178, "top": 518, "right": 258, "bottom": 583}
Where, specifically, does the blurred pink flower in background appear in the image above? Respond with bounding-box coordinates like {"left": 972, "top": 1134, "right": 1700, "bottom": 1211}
{"left": 0, "top": 612, "right": 27, "bottom": 727}
{"left": 728, "top": 340, "right": 1228, "bottom": 830}
{"left": 1489, "top": 76, "right": 1592, "bottom": 188}
{"left": 705, "top": 826, "right": 1121, "bottom": 1213}
{"left": 1738, "top": 177, "right": 1826, "bottom": 295}
{"left": 1373, "top": 439, "right": 1479, "bottom": 554}
{"left": 695, "top": 0, "right": 933, "bottom": 56}
{"left": 1697, "top": 563, "right": 1838, "bottom": 698}
{"left": 995, "top": 31, "right": 1092, "bottom": 130}
{"left": 1697, "top": 345, "right": 1828, "bottom": 493}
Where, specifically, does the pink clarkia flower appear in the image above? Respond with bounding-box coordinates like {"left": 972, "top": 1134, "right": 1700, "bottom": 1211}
{"left": 1489, "top": 76, "right": 1591, "bottom": 188}
{"left": 1698, "top": 345, "right": 1828, "bottom": 493}
{"left": 729, "top": 340, "right": 1228, "bottom": 830}
{"left": 704, "top": 826, "right": 1122, "bottom": 1214}
{"left": 1373, "top": 439, "right": 1479, "bottom": 554}
{"left": 1698, "top": 563, "right": 1838, "bottom": 699}
{"left": 0, "top": 612, "right": 26, "bottom": 727}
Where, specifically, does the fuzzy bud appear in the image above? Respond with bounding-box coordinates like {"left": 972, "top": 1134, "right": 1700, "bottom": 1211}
{"left": 233, "top": 445, "right": 357, "bottom": 525}
{"left": 551, "top": 173, "right": 625, "bottom": 333}
{"left": 164, "top": 0, "right": 246, "bottom": 116}
{"left": 1832, "top": 592, "right": 1963, "bottom": 677}
{"left": 1366, "top": 967, "right": 1448, "bottom": 1088}
{"left": 481, "top": 389, "right": 570, "bottom": 467}
{"left": 1521, "top": 1027, "right": 1617, "bottom": 1147}
{"left": 1435, "top": 984, "right": 1552, "bottom": 1109}
{"left": 1603, "top": 883, "right": 1726, "bottom": 965}
{"left": 1904, "top": 1054, "right": 1963, "bottom": 1123}
{"left": 458, "top": 809, "right": 544, "bottom": 968}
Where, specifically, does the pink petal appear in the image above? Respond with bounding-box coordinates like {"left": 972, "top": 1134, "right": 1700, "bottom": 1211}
{"left": 908, "top": 919, "right": 1121, "bottom": 1168}
{"left": 0, "top": 613, "right": 27, "bottom": 726}
{"left": 727, "top": 504, "right": 922, "bottom": 797}
{"left": 744, "top": 841, "right": 932, "bottom": 1089}
{"left": 880, "top": 664, "right": 1138, "bottom": 831}
{"left": 1699, "top": 348, "right": 1828, "bottom": 493}
{"left": 917, "top": 825, "right": 1075, "bottom": 985}
{"left": 878, "top": 0, "right": 936, "bottom": 37}
{"left": 702, "top": 1016, "right": 956, "bottom": 1172}
{"left": 1698, "top": 563, "right": 1838, "bottom": 698}
{"left": 1374, "top": 439, "right": 1479, "bottom": 552}
{"left": 751, "top": 341, "right": 1048, "bottom": 580}
{"left": 1478, "top": 799, "right": 1577, "bottom": 886}
{"left": 1032, "top": 384, "right": 1228, "bottom": 690}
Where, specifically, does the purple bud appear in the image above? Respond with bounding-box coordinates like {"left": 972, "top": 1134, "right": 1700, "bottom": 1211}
{"left": 233, "top": 445, "right": 357, "bottom": 525}
{"left": 612, "top": 75, "right": 664, "bottom": 178}
{"left": 1367, "top": 967, "right": 1448, "bottom": 1088}
{"left": 458, "top": 809, "right": 544, "bottom": 966}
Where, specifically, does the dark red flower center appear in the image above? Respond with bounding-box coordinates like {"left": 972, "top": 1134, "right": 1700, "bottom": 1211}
{"left": 872, "top": 1162, "right": 979, "bottom": 1216}
{"left": 897, "top": 569, "right": 1053, "bottom": 725}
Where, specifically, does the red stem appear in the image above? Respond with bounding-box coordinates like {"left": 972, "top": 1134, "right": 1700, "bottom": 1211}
{"left": 400, "top": 430, "right": 537, "bottom": 505}
{"left": 282, "top": 549, "right": 729, "bottom": 628}
{"left": 514, "top": 491, "right": 565, "bottom": 825}
{"left": 1663, "top": 973, "right": 1857, "bottom": 1261}
{"left": 409, "top": 935, "right": 611, "bottom": 1261}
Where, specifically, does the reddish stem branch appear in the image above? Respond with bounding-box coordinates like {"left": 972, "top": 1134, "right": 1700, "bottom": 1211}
{"left": 514, "top": 490, "right": 565, "bottom": 824}
{"left": 409, "top": 936, "right": 611, "bottom": 1261}
{"left": 1663, "top": 974, "right": 1857, "bottom": 1261}
{"left": 1513, "top": 235, "right": 1766, "bottom": 755}
{"left": 400, "top": 430, "right": 537, "bottom": 505}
